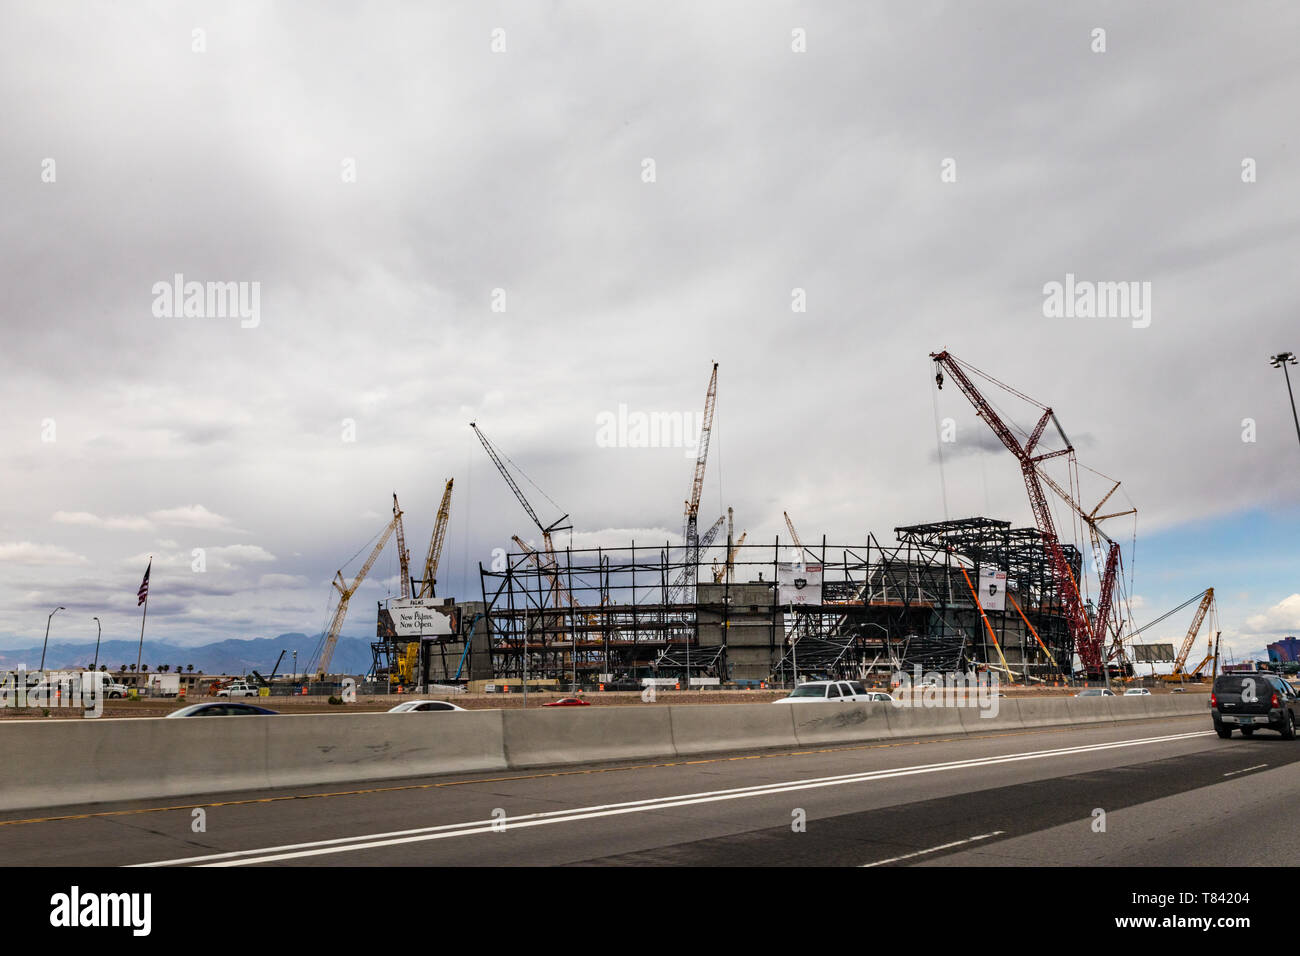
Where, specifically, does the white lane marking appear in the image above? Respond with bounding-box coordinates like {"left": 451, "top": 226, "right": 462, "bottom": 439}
{"left": 132, "top": 729, "right": 1212, "bottom": 867}
{"left": 1223, "top": 763, "right": 1269, "bottom": 777}
{"left": 861, "top": 830, "right": 1005, "bottom": 867}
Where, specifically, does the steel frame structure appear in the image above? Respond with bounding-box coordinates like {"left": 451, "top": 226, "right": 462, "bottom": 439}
{"left": 477, "top": 518, "right": 1077, "bottom": 683}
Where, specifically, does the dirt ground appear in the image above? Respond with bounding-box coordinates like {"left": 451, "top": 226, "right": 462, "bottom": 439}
{"left": 0, "top": 681, "right": 1207, "bottom": 719}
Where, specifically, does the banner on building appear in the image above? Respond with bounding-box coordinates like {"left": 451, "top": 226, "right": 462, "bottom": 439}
{"left": 777, "top": 562, "right": 823, "bottom": 605}
{"left": 388, "top": 598, "right": 457, "bottom": 638}
{"left": 978, "top": 566, "right": 1007, "bottom": 611}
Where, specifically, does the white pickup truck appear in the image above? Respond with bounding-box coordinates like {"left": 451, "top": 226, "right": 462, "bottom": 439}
{"left": 772, "top": 680, "right": 892, "bottom": 703}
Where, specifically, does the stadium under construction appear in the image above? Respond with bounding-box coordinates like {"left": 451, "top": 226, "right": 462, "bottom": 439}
{"left": 336, "top": 351, "right": 1174, "bottom": 691}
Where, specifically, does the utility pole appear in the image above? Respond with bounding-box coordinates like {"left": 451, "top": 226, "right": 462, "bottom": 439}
{"left": 1269, "top": 352, "right": 1300, "bottom": 450}
{"left": 39, "top": 606, "right": 66, "bottom": 673}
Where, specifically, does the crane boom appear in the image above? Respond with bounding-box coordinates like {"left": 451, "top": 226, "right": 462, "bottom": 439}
{"left": 418, "top": 479, "right": 454, "bottom": 598}
{"left": 470, "top": 423, "right": 569, "bottom": 537}
{"left": 317, "top": 511, "right": 399, "bottom": 678}
{"left": 783, "top": 511, "right": 805, "bottom": 553}
{"left": 715, "top": 530, "right": 748, "bottom": 582}
{"left": 681, "top": 364, "right": 719, "bottom": 596}
{"left": 670, "top": 513, "right": 726, "bottom": 602}
{"left": 392, "top": 493, "right": 410, "bottom": 601}
{"left": 1173, "top": 588, "right": 1215, "bottom": 676}
{"left": 931, "top": 351, "right": 1101, "bottom": 674}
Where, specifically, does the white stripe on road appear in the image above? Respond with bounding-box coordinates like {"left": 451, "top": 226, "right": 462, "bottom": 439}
{"left": 861, "top": 830, "right": 1005, "bottom": 867}
{"left": 1223, "top": 763, "right": 1269, "bottom": 777}
{"left": 133, "top": 729, "right": 1212, "bottom": 867}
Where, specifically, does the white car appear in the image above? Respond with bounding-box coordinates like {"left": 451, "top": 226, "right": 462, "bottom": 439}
{"left": 772, "top": 680, "right": 879, "bottom": 703}
{"left": 387, "top": 699, "right": 467, "bottom": 713}
{"left": 1074, "top": 688, "right": 1115, "bottom": 697}
{"left": 1123, "top": 688, "right": 1152, "bottom": 696}
{"left": 216, "top": 681, "right": 260, "bottom": 698}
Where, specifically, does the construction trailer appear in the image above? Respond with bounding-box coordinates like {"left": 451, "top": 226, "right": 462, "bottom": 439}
{"left": 476, "top": 516, "right": 1078, "bottom": 686}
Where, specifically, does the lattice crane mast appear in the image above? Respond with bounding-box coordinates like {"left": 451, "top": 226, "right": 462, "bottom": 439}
{"left": 681, "top": 363, "right": 719, "bottom": 597}
{"left": 930, "top": 350, "right": 1102, "bottom": 675}
{"left": 418, "top": 478, "right": 454, "bottom": 599}
{"left": 668, "top": 513, "right": 726, "bottom": 602}
{"left": 783, "top": 511, "right": 805, "bottom": 556}
{"left": 471, "top": 423, "right": 571, "bottom": 607}
{"left": 392, "top": 493, "right": 411, "bottom": 601}
{"left": 316, "top": 508, "right": 400, "bottom": 679}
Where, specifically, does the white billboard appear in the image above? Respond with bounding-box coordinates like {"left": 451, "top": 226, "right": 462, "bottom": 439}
{"left": 978, "top": 567, "right": 1007, "bottom": 611}
{"left": 778, "top": 562, "right": 823, "bottom": 605}
{"left": 389, "top": 598, "right": 456, "bottom": 638}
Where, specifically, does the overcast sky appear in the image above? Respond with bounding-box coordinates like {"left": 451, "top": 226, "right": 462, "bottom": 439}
{"left": 2, "top": 1, "right": 1297, "bottom": 664}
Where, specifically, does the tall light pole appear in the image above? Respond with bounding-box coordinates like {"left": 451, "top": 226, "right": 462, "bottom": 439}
{"left": 92, "top": 617, "right": 102, "bottom": 673}
{"left": 39, "top": 606, "right": 66, "bottom": 673}
{"left": 1270, "top": 352, "right": 1300, "bottom": 450}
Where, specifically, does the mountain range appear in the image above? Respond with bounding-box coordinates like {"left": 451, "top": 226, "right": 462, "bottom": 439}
{"left": 0, "top": 633, "right": 375, "bottom": 676}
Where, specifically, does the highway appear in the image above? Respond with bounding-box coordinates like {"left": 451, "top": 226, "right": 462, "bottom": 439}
{"left": 2, "top": 714, "right": 1296, "bottom": 867}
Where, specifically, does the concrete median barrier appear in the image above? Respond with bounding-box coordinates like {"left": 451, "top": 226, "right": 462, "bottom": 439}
{"left": 956, "top": 697, "right": 1025, "bottom": 734}
{"left": 0, "top": 692, "right": 1217, "bottom": 813}
{"left": 790, "top": 702, "right": 894, "bottom": 746}
{"left": 265, "top": 710, "right": 508, "bottom": 790}
{"left": 501, "top": 705, "right": 675, "bottom": 769}
{"left": 669, "top": 702, "right": 798, "bottom": 756}
{"left": 880, "top": 704, "right": 967, "bottom": 741}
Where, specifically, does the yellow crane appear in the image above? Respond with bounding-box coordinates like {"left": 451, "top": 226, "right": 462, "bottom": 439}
{"left": 1161, "top": 588, "right": 1216, "bottom": 682}
{"left": 418, "top": 479, "right": 454, "bottom": 598}
{"left": 714, "top": 531, "right": 747, "bottom": 583}
{"left": 783, "top": 511, "right": 805, "bottom": 556}
{"left": 316, "top": 503, "right": 401, "bottom": 679}
{"left": 393, "top": 493, "right": 411, "bottom": 600}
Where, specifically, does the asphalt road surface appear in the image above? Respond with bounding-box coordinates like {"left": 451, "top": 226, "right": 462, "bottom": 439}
{"left": 3, "top": 714, "right": 1295, "bottom": 867}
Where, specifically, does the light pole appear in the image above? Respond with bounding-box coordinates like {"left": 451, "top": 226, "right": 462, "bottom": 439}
{"left": 1269, "top": 352, "right": 1300, "bottom": 450}
{"left": 92, "top": 617, "right": 102, "bottom": 673}
{"left": 39, "top": 606, "right": 66, "bottom": 673}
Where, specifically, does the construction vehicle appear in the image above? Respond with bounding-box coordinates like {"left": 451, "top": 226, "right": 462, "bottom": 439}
{"left": 416, "top": 479, "right": 454, "bottom": 598}
{"left": 680, "top": 363, "right": 719, "bottom": 598}
{"left": 1161, "top": 588, "right": 1216, "bottom": 683}
{"left": 471, "top": 423, "right": 571, "bottom": 608}
{"left": 314, "top": 500, "right": 403, "bottom": 679}
{"left": 931, "top": 350, "right": 1111, "bottom": 677}
{"left": 250, "top": 650, "right": 287, "bottom": 687}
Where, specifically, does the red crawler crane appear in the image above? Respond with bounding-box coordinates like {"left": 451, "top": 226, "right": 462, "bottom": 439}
{"left": 930, "top": 351, "right": 1109, "bottom": 676}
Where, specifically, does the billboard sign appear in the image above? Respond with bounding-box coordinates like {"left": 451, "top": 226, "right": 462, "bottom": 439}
{"left": 778, "top": 562, "right": 823, "bottom": 605}
{"left": 1131, "top": 643, "right": 1176, "bottom": 664}
{"left": 389, "top": 598, "right": 457, "bottom": 638}
{"left": 978, "top": 566, "right": 1007, "bottom": 611}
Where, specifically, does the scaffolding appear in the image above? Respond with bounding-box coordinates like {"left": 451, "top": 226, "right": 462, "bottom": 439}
{"left": 477, "top": 516, "right": 1079, "bottom": 684}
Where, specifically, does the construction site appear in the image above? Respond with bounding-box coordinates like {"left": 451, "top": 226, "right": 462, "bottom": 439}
{"left": 304, "top": 351, "right": 1221, "bottom": 692}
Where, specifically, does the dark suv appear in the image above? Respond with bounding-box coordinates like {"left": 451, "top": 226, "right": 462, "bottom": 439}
{"left": 1211, "top": 673, "right": 1300, "bottom": 739}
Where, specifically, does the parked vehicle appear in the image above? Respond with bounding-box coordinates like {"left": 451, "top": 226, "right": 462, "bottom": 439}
{"left": 1123, "top": 688, "right": 1152, "bottom": 696}
{"left": 166, "top": 703, "right": 278, "bottom": 717}
{"left": 1074, "top": 688, "right": 1115, "bottom": 697}
{"left": 1211, "top": 673, "right": 1300, "bottom": 739}
{"left": 387, "top": 700, "right": 467, "bottom": 713}
{"left": 216, "top": 681, "right": 260, "bottom": 698}
{"left": 773, "top": 680, "right": 876, "bottom": 703}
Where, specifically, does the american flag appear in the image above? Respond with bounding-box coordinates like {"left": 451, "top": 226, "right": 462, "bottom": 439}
{"left": 137, "top": 558, "right": 151, "bottom": 606}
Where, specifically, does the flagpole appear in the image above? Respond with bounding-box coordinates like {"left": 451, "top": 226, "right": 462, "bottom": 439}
{"left": 135, "top": 557, "right": 151, "bottom": 689}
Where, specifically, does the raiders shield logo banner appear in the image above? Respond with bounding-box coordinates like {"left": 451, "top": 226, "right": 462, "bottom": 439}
{"left": 978, "top": 566, "right": 1007, "bottom": 611}
{"left": 777, "top": 562, "right": 823, "bottom": 605}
